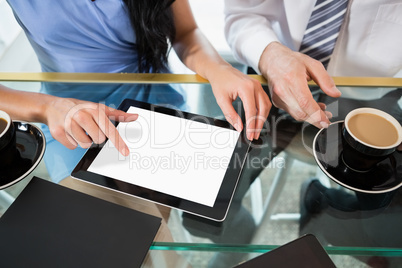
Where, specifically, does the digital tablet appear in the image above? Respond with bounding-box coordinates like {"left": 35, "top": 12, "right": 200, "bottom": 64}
{"left": 234, "top": 234, "right": 336, "bottom": 267}
{"left": 72, "top": 99, "right": 251, "bottom": 221}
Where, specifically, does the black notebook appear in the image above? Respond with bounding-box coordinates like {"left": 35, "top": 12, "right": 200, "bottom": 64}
{"left": 0, "top": 176, "right": 161, "bottom": 268}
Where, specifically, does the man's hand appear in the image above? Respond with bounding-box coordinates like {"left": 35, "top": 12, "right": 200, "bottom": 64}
{"left": 258, "top": 42, "right": 341, "bottom": 128}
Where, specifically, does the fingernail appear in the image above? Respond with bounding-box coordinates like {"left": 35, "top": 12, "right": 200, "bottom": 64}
{"left": 128, "top": 114, "right": 139, "bottom": 121}
{"left": 247, "top": 132, "right": 253, "bottom": 141}
{"left": 333, "top": 86, "right": 341, "bottom": 95}
{"left": 320, "top": 121, "right": 329, "bottom": 128}
{"left": 234, "top": 123, "right": 241, "bottom": 132}
{"left": 71, "top": 139, "right": 78, "bottom": 147}
{"left": 123, "top": 147, "right": 130, "bottom": 156}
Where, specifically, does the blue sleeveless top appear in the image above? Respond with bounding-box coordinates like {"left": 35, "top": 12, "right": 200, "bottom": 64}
{"left": 7, "top": 0, "right": 186, "bottom": 182}
{"left": 6, "top": 0, "right": 185, "bottom": 107}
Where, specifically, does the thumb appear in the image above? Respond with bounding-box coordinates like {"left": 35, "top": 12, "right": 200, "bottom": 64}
{"left": 306, "top": 59, "right": 341, "bottom": 98}
{"left": 105, "top": 107, "right": 138, "bottom": 123}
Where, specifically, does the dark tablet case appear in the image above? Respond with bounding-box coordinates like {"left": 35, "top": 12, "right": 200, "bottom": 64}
{"left": 0, "top": 176, "right": 161, "bottom": 268}
{"left": 234, "top": 234, "right": 336, "bottom": 268}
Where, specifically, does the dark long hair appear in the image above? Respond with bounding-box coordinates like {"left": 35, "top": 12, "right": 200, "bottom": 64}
{"left": 123, "top": 0, "right": 176, "bottom": 73}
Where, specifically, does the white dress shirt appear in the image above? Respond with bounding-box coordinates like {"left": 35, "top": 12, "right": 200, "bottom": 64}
{"left": 224, "top": 0, "right": 402, "bottom": 99}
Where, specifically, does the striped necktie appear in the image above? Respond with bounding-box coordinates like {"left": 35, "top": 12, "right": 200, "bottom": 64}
{"left": 299, "top": 0, "right": 349, "bottom": 69}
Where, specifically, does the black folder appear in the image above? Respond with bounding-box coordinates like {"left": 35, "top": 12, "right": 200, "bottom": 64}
{"left": 0, "top": 176, "right": 161, "bottom": 268}
{"left": 234, "top": 234, "right": 336, "bottom": 268}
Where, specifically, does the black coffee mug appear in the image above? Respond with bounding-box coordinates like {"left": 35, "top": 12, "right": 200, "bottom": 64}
{"left": 0, "top": 110, "right": 17, "bottom": 168}
{"left": 341, "top": 108, "right": 402, "bottom": 172}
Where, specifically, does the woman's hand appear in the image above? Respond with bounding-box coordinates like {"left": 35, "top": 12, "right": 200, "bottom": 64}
{"left": 44, "top": 97, "right": 138, "bottom": 156}
{"left": 208, "top": 64, "right": 272, "bottom": 140}
{"left": 171, "top": 0, "right": 271, "bottom": 139}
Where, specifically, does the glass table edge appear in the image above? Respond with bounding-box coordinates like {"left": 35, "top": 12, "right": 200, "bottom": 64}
{"left": 0, "top": 72, "right": 402, "bottom": 87}
{"left": 151, "top": 242, "right": 402, "bottom": 257}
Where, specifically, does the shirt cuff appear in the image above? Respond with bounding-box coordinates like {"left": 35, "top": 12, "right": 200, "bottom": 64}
{"left": 241, "top": 32, "right": 279, "bottom": 74}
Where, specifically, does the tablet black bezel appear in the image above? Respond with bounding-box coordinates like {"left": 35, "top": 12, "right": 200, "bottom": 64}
{"left": 71, "top": 99, "right": 250, "bottom": 222}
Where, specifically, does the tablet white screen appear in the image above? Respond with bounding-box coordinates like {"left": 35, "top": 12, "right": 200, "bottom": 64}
{"left": 87, "top": 106, "right": 241, "bottom": 207}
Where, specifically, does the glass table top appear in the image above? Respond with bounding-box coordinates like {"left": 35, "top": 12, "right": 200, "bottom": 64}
{"left": 0, "top": 74, "right": 401, "bottom": 267}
